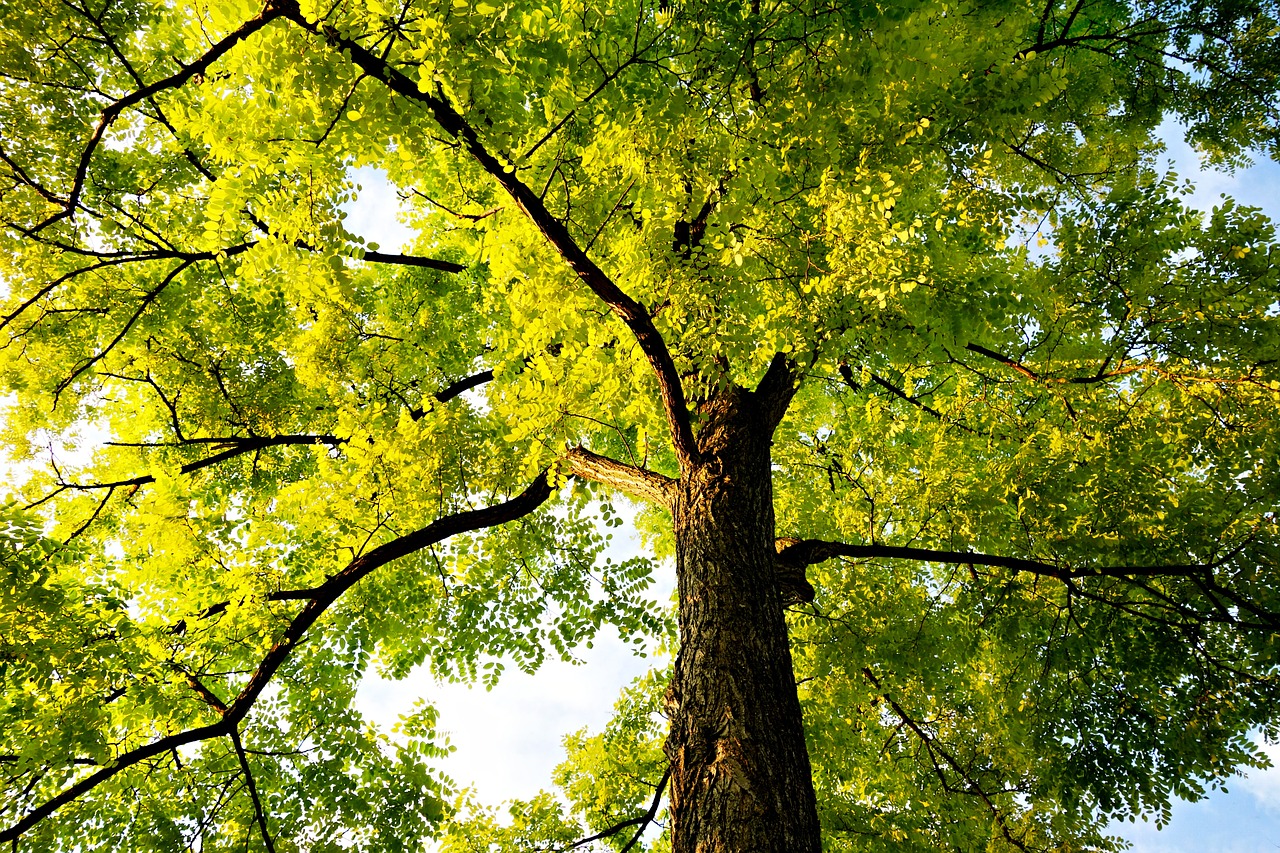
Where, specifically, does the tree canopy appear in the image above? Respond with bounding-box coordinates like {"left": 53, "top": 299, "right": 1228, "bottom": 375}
{"left": 1, "top": 0, "right": 1279, "bottom": 850}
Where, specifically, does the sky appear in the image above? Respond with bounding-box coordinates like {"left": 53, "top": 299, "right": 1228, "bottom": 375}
{"left": 355, "top": 513, "right": 667, "bottom": 809}
{"left": 341, "top": 124, "right": 1280, "bottom": 851}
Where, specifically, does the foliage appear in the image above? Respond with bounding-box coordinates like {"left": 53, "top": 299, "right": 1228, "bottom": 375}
{"left": 0, "top": 0, "right": 1278, "bottom": 849}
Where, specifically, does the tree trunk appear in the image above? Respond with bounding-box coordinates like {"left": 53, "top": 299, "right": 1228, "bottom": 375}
{"left": 664, "top": 386, "right": 821, "bottom": 853}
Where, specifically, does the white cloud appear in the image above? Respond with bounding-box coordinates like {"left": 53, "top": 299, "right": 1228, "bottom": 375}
{"left": 359, "top": 627, "right": 662, "bottom": 806}
{"left": 355, "top": 499, "right": 673, "bottom": 807}
{"left": 1239, "top": 741, "right": 1280, "bottom": 814}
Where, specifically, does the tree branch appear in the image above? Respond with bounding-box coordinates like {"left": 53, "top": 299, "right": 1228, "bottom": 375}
{"left": 565, "top": 446, "right": 675, "bottom": 508}
{"left": 964, "top": 342, "right": 1148, "bottom": 386}
{"left": 753, "top": 352, "right": 801, "bottom": 433}
{"left": 561, "top": 765, "right": 671, "bottom": 853}
{"left": 230, "top": 728, "right": 277, "bottom": 853}
{"left": 779, "top": 537, "right": 1280, "bottom": 629}
{"left": 862, "top": 668, "right": 1032, "bottom": 852}
{"left": 775, "top": 538, "right": 1220, "bottom": 580}
{"left": 27, "top": 434, "right": 342, "bottom": 509}
{"left": 53, "top": 259, "right": 194, "bottom": 402}
{"left": 360, "top": 250, "right": 466, "bottom": 272}
{"left": 32, "top": 0, "right": 289, "bottom": 232}
{"left": 0, "top": 474, "right": 554, "bottom": 843}
{"left": 430, "top": 368, "right": 495, "bottom": 406}
{"left": 772, "top": 538, "right": 816, "bottom": 605}
{"left": 285, "top": 10, "right": 700, "bottom": 468}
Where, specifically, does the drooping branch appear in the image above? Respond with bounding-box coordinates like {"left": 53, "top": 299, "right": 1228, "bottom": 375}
{"left": 0, "top": 241, "right": 267, "bottom": 336}
{"left": 285, "top": 9, "right": 700, "bottom": 468}
{"left": 862, "top": 668, "right": 1033, "bottom": 853}
{"left": 565, "top": 446, "right": 675, "bottom": 508}
{"left": 29, "top": 363, "right": 495, "bottom": 518}
{"left": 230, "top": 728, "right": 277, "bottom": 853}
{"left": 2, "top": 255, "right": 184, "bottom": 334}
{"left": 965, "top": 342, "right": 1154, "bottom": 386}
{"left": 222, "top": 473, "right": 554, "bottom": 719}
{"left": 0, "top": 474, "right": 554, "bottom": 843}
{"left": 53, "top": 259, "right": 194, "bottom": 401}
{"left": 867, "top": 373, "right": 954, "bottom": 425}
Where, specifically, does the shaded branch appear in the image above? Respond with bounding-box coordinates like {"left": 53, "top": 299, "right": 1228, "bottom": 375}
{"left": 772, "top": 538, "right": 816, "bottom": 605}
{"left": 862, "top": 668, "right": 1033, "bottom": 853}
{"left": 867, "top": 372, "right": 965, "bottom": 430}
{"left": 358, "top": 250, "right": 465, "bottom": 272}
{"left": 561, "top": 765, "right": 671, "bottom": 853}
{"left": 0, "top": 474, "right": 554, "bottom": 843}
{"left": 672, "top": 179, "right": 725, "bottom": 258}
{"left": 28, "top": 434, "right": 342, "bottom": 508}
{"left": 776, "top": 538, "right": 1220, "bottom": 580}
{"left": 779, "top": 537, "right": 1280, "bottom": 630}
{"left": 430, "top": 368, "right": 495, "bottom": 406}
{"left": 230, "top": 728, "right": 277, "bottom": 853}
{"left": 53, "top": 259, "right": 194, "bottom": 401}
{"left": 180, "top": 670, "right": 229, "bottom": 713}
{"left": 754, "top": 352, "right": 801, "bottom": 434}
{"left": 964, "top": 342, "right": 1147, "bottom": 386}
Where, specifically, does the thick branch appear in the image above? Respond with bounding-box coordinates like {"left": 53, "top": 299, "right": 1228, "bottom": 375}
{"left": 772, "top": 539, "right": 817, "bottom": 605}
{"left": 779, "top": 537, "right": 1280, "bottom": 629}
{"left": 286, "top": 11, "right": 700, "bottom": 467}
{"left": 431, "top": 368, "right": 495, "bottom": 406}
{"left": 754, "top": 352, "right": 801, "bottom": 433}
{"left": 565, "top": 447, "right": 675, "bottom": 508}
{"left": 360, "top": 250, "right": 465, "bottom": 272}
{"left": 0, "top": 474, "right": 553, "bottom": 842}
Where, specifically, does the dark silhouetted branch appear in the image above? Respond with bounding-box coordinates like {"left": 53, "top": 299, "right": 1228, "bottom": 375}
{"left": 33, "top": 1, "right": 289, "bottom": 233}
{"left": 231, "top": 728, "right": 277, "bottom": 853}
{"left": 288, "top": 13, "right": 700, "bottom": 468}
{"left": 561, "top": 765, "right": 671, "bottom": 853}
{"left": 0, "top": 473, "right": 554, "bottom": 843}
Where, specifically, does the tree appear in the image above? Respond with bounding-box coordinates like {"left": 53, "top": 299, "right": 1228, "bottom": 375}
{"left": 0, "top": 0, "right": 1278, "bottom": 849}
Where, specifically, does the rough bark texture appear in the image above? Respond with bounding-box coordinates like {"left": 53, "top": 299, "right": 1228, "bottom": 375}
{"left": 665, "top": 386, "right": 821, "bottom": 853}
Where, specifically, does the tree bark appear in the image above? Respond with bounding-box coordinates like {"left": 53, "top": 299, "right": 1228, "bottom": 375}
{"left": 665, "top": 385, "right": 821, "bottom": 853}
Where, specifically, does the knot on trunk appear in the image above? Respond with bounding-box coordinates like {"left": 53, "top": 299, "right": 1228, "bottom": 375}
{"left": 774, "top": 537, "right": 815, "bottom": 605}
